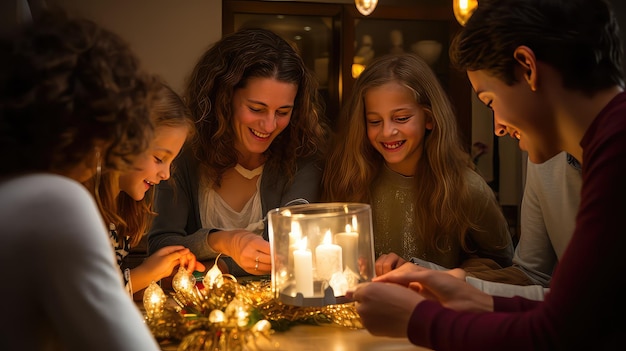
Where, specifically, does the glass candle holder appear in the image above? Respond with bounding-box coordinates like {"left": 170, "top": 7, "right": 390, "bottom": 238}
{"left": 267, "top": 202, "right": 375, "bottom": 306}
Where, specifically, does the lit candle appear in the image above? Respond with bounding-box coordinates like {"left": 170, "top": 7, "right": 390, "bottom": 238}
{"left": 315, "top": 230, "right": 343, "bottom": 281}
{"left": 334, "top": 223, "right": 359, "bottom": 274}
{"left": 293, "top": 236, "right": 314, "bottom": 297}
{"left": 288, "top": 220, "right": 302, "bottom": 248}
{"left": 287, "top": 221, "right": 303, "bottom": 278}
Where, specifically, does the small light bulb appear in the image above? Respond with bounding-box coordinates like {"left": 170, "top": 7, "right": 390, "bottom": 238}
{"left": 254, "top": 320, "right": 272, "bottom": 333}
{"left": 172, "top": 267, "right": 196, "bottom": 292}
{"left": 355, "top": 0, "right": 378, "bottom": 16}
{"left": 208, "top": 309, "right": 226, "bottom": 323}
{"left": 204, "top": 263, "right": 224, "bottom": 289}
{"left": 453, "top": 0, "right": 479, "bottom": 26}
{"left": 143, "top": 281, "right": 166, "bottom": 319}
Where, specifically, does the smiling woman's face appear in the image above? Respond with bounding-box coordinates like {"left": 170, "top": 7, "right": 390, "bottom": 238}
{"left": 231, "top": 77, "right": 297, "bottom": 158}
{"left": 118, "top": 125, "right": 188, "bottom": 201}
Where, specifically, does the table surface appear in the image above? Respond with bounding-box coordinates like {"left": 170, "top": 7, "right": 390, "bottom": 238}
{"left": 261, "top": 324, "right": 430, "bottom": 351}
{"left": 140, "top": 275, "right": 431, "bottom": 351}
{"left": 158, "top": 324, "right": 430, "bottom": 351}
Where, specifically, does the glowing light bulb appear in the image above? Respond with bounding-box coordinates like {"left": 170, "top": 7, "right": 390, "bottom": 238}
{"left": 143, "top": 281, "right": 166, "bottom": 319}
{"left": 352, "top": 63, "right": 365, "bottom": 78}
{"left": 172, "top": 267, "right": 196, "bottom": 292}
{"left": 209, "top": 309, "right": 226, "bottom": 324}
{"left": 225, "top": 298, "right": 249, "bottom": 327}
{"left": 204, "top": 263, "right": 224, "bottom": 289}
{"left": 453, "top": 0, "right": 478, "bottom": 26}
{"left": 355, "top": 0, "right": 378, "bottom": 16}
{"left": 253, "top": 319, "right": 272, "bottom": 333}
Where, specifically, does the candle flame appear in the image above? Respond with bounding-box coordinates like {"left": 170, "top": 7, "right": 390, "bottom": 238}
{"left": 323, "top": 230, "right": 332, "bottom": 245}
{"left": 296, "top": 236, "right": 308, "bottom": 251}
{"left": 290, "top": 221, "right": 302, "bottom": 241}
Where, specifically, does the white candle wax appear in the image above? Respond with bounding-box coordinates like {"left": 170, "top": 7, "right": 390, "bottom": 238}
{"left": 293, "top": 237, "right": 314, "bottom": 297}
{"left": 315, "top": 230, "right": 343, "bottom": 281}
{"left": 335, "top": 230, "right": 359, "bottom": 274}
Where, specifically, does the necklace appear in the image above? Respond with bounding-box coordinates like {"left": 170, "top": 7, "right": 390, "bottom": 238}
{"left": 234, "top": 163, "right": 263, "bottom": 179}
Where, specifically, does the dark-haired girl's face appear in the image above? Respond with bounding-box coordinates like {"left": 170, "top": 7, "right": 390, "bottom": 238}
{"left": 231, "top": 77, "right": 297, "bottom": 160}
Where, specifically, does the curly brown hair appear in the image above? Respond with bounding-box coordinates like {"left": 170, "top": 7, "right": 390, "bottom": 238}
{"left": 185, "top": 28, "right": 329, "bottom": 185}
{"left": 0, "top": 10, "right": 157, "bottom": 178}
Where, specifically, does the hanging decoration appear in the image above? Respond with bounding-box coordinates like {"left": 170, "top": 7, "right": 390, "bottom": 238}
{"left": 453, "top": 0, "right": 479, "bottom": 26}
{"left": 355, "top": 0, "right": 378, "bottom": 16}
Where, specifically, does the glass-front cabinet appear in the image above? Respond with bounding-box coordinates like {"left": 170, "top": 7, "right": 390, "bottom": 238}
{"left": 223, "top": 0, "right": 471, "bottom": 148}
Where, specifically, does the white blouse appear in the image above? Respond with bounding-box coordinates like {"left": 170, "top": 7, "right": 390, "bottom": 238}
{"left": 198, "top": 174, "right": 265, "bottom": 235}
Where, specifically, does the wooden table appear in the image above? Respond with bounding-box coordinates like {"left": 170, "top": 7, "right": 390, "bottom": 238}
{"left": 158, "top": 324, "right": 430, "bottom": 351}
{"left": 259, "top": 324, "right": 430, "bottom": 351}
{"left": 140, "top": 299, "right": 430, "bottom": 351}
{"left": 139, "top": 275, "right": 431, "bottom": 351}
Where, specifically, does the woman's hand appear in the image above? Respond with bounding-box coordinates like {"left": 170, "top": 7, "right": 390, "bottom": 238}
{"left": 208, "top": 230, "right": 271, "bottom": 275}
{"left": 132, "top": 246, "right": 206, "bottom": 293}
{"left": 375, "top": 252, "right": 408, "bottom": 276}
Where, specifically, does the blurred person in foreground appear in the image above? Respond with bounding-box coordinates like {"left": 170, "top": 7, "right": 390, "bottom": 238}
{"left": 0, "top": 10, "right": 160, "bottom": 350}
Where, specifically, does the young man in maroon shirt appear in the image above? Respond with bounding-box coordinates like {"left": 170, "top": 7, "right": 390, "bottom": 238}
{"left": 349, "top": 0, "right": 626, "bottom": 349}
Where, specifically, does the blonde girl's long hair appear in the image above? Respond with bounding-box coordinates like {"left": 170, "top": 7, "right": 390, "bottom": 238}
{"left": 322, "top": 54, "right": 479, "bottom": 253}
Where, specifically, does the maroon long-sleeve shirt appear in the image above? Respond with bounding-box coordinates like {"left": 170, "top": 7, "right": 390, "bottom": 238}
{"left": 407, "top": 92, "right": 626, "bottom": 350}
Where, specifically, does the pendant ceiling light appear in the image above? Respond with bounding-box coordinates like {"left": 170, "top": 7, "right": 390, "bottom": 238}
{"left": 355, "top": 0, "right": 378, "bottom": 16}
{"left": 453, "top": 0, "right": 478, "bottom": 26}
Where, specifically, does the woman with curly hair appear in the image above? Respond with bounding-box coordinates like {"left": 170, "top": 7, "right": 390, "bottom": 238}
{"left": 322, "top": 53, "right": 513, "bottom": 272}
{"left": 0, "top": 10, "right": 160, "bottom": 350}
{"left": 148, "top": 28, "right": 330, "bottom": 276}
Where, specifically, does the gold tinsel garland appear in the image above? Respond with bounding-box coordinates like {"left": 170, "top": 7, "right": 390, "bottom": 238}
{"left": 238, "top": 279, "right": 362, "bottom": 331}
{"left": 143, "top": 265, "right": 362, "bottom": 351}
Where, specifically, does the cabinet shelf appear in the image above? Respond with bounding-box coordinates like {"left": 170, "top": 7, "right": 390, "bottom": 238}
{"left": 223, "top": 0, "right": 471, "bottom": 148}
